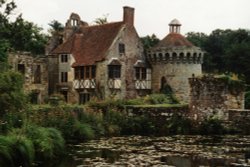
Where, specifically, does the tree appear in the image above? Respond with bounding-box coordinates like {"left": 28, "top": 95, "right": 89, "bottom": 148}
{"left": 48, "top": 20, "right": 64, "bottom": 35}
{"left": 186, "top": 32, "right": 208, "bottom": 48}
{"left": 0, "top": 71, "right": 27, "bottom": 118}
{"left": 94, "top": 14, "right": 108, "bottom": 25}
{"left": 0, "top": 0, "right": 48, "bottom": 55}
{"left": 0, "top": 0, "right": 16, "bottom": 62}
{"left": 140, "top": 34, "right": 160, "bottom": 51}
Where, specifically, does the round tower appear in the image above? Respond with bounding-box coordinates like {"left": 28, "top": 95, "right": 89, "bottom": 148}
{"left": 147, "top": 19, "right": 204, "bottom": 103}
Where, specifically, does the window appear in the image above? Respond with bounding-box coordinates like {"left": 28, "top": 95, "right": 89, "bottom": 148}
{"left": 34, "top": 65, "right": 41, "bottom": 83}
{"left": 108, "top": 65, "right": 121, "bottom": 79}
{"left": 61, "top": 72, "right": 68, "bottom": 82}
{"left": 74, "top": 66, "right": 96, "bottom": 80}
{"left": 85, "top": 66, "right": 90, "bottom": 78}
{"left": 74, "top": 67, "right": 81, "bottom": 80}
{"left": 119, "top": 43, "right": 125, "bottom": 54}
{"left": 61, "top": 54, "right": 68, "bottom": 63}
{"left": 18, "top": 64, "right": 25, "bottom": 75}
{"left": 135, "top": 67, "right": 147, "bottom": 80}
{"left": 79, "top": 93, "right": 90, "bottom": 104}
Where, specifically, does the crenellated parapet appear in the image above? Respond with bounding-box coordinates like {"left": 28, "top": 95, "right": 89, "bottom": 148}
{"left": 147, "top": 47, "right": 204, "bottom": 64}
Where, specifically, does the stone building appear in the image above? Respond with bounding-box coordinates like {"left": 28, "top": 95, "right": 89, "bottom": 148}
{"left": 147, "top": 19, "right": 204, "bottom": 103}
{"left": 48, "top": 7, "right": 151, "bottom": 104}
{"left": 8, "top": 52, "right": 48, "bottom": 104}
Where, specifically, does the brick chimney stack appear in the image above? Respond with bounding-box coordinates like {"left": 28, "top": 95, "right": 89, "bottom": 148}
{"left": 123, "top": 6, "right": 134, "bottom": 27}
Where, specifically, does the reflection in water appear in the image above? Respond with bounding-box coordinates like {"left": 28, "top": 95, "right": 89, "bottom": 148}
{"left": 41, "top": 135, "right": 250, "bottom": 167}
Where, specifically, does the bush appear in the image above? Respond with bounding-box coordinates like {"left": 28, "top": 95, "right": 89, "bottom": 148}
{"left": 0, "top": 134, "right": 34, "bottom": 167}
{"left": 144, "top": 93, "right": 179, "bottom": 105}
{"left": 23, "top": 125, "right": 65, "bottom": 160}
{"left": 245, "top": 91, "right": 250, "bottom": 109}
{"left": 163, "top": 114, "right": 193, "bottom": 135}
{"left": 198, "top": 117, "right": 225, "bottom": 135}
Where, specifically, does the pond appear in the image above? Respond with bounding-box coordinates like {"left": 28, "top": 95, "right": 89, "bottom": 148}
{"left": 41, "top": 135, "right": 250, "bottom": 167}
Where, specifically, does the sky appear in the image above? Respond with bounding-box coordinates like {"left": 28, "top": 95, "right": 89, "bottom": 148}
{"left": 14, "top": 0, "right": 250, "bottom": 39}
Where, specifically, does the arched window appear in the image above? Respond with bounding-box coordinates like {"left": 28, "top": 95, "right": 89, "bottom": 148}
{"left": 165, "top": 53, "right": 170, "bottom": 61}
{"left": 179, "top": 52, "right": 184, "bottom": 62}
{"left": 172, "top": 52, "right": 177, "bottom": 62}
{"left": 158, "top": 53, "right": 163, "bottom": 61}
{"left": 187, "top": 52, "right": 191, "bottom": 63}
{"left": 193, "top": 53, "right": 197, "bottom": 63}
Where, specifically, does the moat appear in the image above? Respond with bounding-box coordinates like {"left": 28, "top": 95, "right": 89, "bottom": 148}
{"left": 41, "top": 135, "right": 250, "bottom": 167}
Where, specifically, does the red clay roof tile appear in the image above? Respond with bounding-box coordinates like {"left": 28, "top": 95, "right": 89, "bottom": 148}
{"left": 154, "top": 33, "right": 194, "bottom": 48}
{"left": 52, "top": 22, "right": 124, "bottom": 66}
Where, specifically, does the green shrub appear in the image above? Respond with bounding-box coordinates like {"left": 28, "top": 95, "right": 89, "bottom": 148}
{"left": 163, "top": 114, "right": 193, "bottom": 135}
{"left": 24, "top": 125, "right": 65, "bottom": 160}
{"left": 74, "top": 122, "right": 95, "bottom": 140}
{"left": 144, "top": 94, "right": 179, "bottom": 105}
{"left": 245, "top": 91, "right": 250, "bottom": 109}
{"left": 198, "top": 117, "right": 225, "bottom": 135}
{"left": 0, "top": 134, "right": 34, "bottom": 167}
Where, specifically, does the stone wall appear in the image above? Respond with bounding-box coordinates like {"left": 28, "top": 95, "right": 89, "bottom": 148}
{"left": 126, "top": 105, "right": 189, "bottom": 121}
{"left": 189, "top": 76, "right": 245, "bottom": 122}
{"left": 8, "top": 52, "right": 48, "bottom": 104}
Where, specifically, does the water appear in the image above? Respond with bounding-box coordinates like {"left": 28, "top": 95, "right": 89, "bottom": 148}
{"left": 44, "top": 135, "right": 250, "bottom": 167}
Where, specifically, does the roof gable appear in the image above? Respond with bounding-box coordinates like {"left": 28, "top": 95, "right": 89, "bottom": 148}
{"left": 52, "top": 22, "right": 124, "bottom": 66}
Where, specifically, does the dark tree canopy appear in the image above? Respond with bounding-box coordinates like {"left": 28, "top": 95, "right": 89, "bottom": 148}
{"left": 140, "top": 34, "right": 160, "bottom": 51}
{"left": 186, "top": 29, "right": 250, "bottom": 83}
{"left": 0, "top": 0, "right": 48, "bottom": 58}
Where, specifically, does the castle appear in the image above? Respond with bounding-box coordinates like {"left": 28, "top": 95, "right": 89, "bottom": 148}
{"left": 9, "top": 6, "right": 243, "bottom": 105}
{"left": 44, "top": 6, "right": 204, "bottom": 104}
{"left": 7, "top": 6, "right": 246, "bottom": 122}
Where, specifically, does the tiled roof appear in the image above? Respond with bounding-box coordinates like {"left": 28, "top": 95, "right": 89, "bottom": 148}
{"left": 154, "top": 33, "right": 194, "bottom": 48}
{"left": 52, "top": 22, "right": 124, "bottom": 66}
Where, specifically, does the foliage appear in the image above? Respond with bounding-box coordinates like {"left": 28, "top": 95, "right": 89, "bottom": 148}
{"left": 94, "top": 14, "right": 109, "bottom": 25}
{"left": 0, "top": 71, "right": 27, "bottom": 118}
{"left": 140, "top": 34, "right": 160, "bottom": 51}
{"left": 163, "top": 114, "right": 193, "bottom": 135}
{"left": 48, "top": 20, "right": 64, "bottom": 34}
{"left": 0, "top": 134, "right": 34, "bottom": 167}
{"left": 22, "top": 125, "right": 65, "bottom": 160}
{"left": 0, "top": 0, "right": 48, "bottom": 55}
{"left": 186, "top": 29, "right": 250, "bottom": 84}
{"left": 245, "top": 91, "right": 250, "bottom": 109}
{"left": 198, "top": 117, "right": 225, "bottom": 135}
{"left": 48, "top": 93, "right": 65, "bottom": 106}
{"left": 144, "top": 93, "right": 179, "bottom": 104}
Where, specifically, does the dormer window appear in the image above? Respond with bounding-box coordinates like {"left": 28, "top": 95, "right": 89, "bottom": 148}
{"left": 119, "top": 43, "right": 125, "bottom": 54}
{"left": 61, "top": 54, "right": 68, "bottom": 63}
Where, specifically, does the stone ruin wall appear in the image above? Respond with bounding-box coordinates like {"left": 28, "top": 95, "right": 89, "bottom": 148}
{"left": 189, "top": 76, "right": 245, "bottom": 122}
{"left": 8, "top": 52, "right": 48, "bottom": 104}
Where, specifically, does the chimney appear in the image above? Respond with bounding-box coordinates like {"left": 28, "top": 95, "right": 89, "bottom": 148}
{"left": 123, "top": 6, "right": 134, "bottom": 27}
